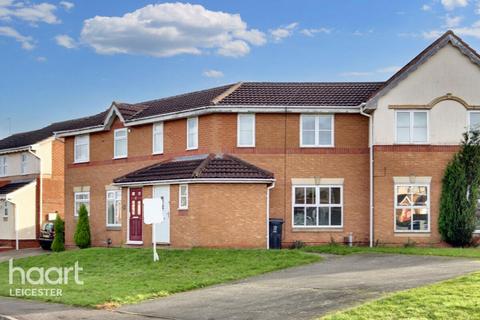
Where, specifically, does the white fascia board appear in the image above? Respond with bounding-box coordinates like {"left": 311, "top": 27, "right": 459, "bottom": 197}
{"left": 0, "top": 146, "right": 32, "bottom": 155}
{"left": 113, "top": 178, "right": 276, "bottom": 187}
{"left": 124, "top": 105, "right": 361, "bottom": 127}
{"left": 54, "top": 125, "right": 105, "bottom": 138}
{"left": 104, "top": 103, "right": 126, "bottom": 128}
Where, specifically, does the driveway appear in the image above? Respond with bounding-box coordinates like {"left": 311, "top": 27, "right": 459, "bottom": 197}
{"left": 0, "top": 248, "right": 47, "bottom": 263}
{"left": 1, "top": 253, "right": 480, "bottom": 320}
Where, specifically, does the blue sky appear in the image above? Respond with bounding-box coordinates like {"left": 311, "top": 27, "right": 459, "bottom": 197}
{"left": 1, "top": 0, "right": 480, "bottom": 138}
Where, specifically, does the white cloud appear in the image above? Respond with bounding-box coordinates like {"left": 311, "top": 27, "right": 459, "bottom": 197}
{"left": 340, "top": 66, "right": 401, "bottom": 77}
{"left": 0, "top": 1, "right": 59, "bottom": 24}
{"left": 422, "top": 4, "right": 432, "bottom": 11}
{"left": 36, "top": 56, "right": 47, "bottom": 62}
{"left": 441, "top": 0, "right": 469, "bottom": 10}
{"left": 476, "top": 1, "right": 480, "bottom": 13}
{"left": 452, "top": 24, "right": 480, "bottom": 38}
{"left": 300, "top": 27, "right": 331, "bottom": 37}
{"left": 59, "top": 1, "right": 74, "bottom": 11}
{"left": 422, "top": 29, "right": 443, "bottom": 39}
{"left": 0, "top": 26, "right": 34, "bottom": 49}
{"left": 55, "top": 34, "right": 76, "bottom": 48}
{"left": 270, "top": 22, "right": 298, "bottom": 41}
{"left": 353, "top": 29, "right": 374, "bottom": 36}
{"left": 445, "top": 15, "right": 463, "bottom": 27}
{"left": 203, "top": 69, "right": 224, "bottom": 78}
{"left": 80, "top": 3, "right": 266, "bottom": 58}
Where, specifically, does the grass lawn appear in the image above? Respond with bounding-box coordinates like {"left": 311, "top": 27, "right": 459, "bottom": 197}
{"left": 0, "top": 247, "right": 319, "bottom": 307}
{"left": 321, "top": 272, "right": 480, "bottom": 320}
{"left": 303, "top": 244, "right": 480, "bottom": 259}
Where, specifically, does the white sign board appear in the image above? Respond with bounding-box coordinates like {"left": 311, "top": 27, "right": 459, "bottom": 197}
{"left": 143, "top": 198, "right": 164, "bottom": 224}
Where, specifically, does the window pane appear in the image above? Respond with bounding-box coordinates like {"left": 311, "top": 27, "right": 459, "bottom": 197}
{"left": 294, "top": 207, "right": 305, "bottom": 226}
{"left": 412, "top": 186, "right": 428, "bottom": 205}
{"left": 396, "top": 208, "right": 412, "bottom": 231}
{"left": 302, "top": 130, "right": 315, "bottom": 145}
{"left": 396, "top": 186, "right": 410, "bottom": 206}
{"left": 295, "top": 188, "right": 305, "bottom": 204}
{"left": 239, "top": 115, "right": 254, "bottom": 131}
{"left": 108, "top": 201, "right": 115, "bottom": 224}
{"left": 115, "top": 139, "right": 127, "bottom": 157}
{"left": 302, "top": 116, "right": 315, "bottom": 130}
{"left": 318, "top": 116, "right": 332, "bottom": 130}
{"left": 412, "top": 127, "right": 427, "bottom": 142}
{"left": 412, "top": 208, "right": 428, "bottom": 231}
{"left": 239, "top": 131, "right": 253, "bottom": 146}
{"left": 331, "top": 207, "right": 342, "bottom": 226}
{"left": 320, "top": 188, "right": 329, "bottom": 204}
{"left": 318, "top": 131, "right": 331, "bottom": 145}
{"left": 397, "top": 112, "right": 410, "bottom": 127}
{"left": 331, "top": 188, "right": 341, "bottom": 204}
{"left": 413, "top": 112, "right": 427, "bottom": 127}
{"left": 470, "top": 113, "right": 480, "bottom": 129}
{"left": 397, "top": 128, "right": 410, "bottom": 143}
{"left": 305, "top": 187, "right": 316, "bottom": 204}
{"left": 306, "top": 207, "right": 317, "bottom": 226}
{"left": 318, "top": 207, "right": 329, "bottom": 225}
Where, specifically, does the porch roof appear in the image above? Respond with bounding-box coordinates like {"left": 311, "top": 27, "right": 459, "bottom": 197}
{"left": 113, "top": 154, "right": 274, "bottom": 185}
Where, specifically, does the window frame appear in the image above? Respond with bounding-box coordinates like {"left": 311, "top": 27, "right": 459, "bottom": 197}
{"left": 237, "top": 113, "right": 256, "bottom": 147}
{"left": 113, "top": 128, "right": 128, "bottom": 159}
{"left": 105, "top": 189, "right": 122, "bottom": 227}
{"left": 178, "top": 184, "right": 188, "bottom": 210}
{"left": 291, "top": 184, "right": 343, "bottom": 228}
{"left": 186, "top": 117, "right": 198, "bottom": 150}
{"left": 20, "top": 153, "right": 27, "bottom": 174}
{"left": 468, "top": 111, "right": 480, "bottom": 132}
{"left": 393, "top": 183, "right": 430, "bottom": 233}
{"left": 0, "top": 156, "right": 6, "bottom": 177}
{"left": 299, "top": 114, "right": 334, "bottom": 148}
{"left": 74, "top": 191, "right": 90, "bottom": 217}
{"left": 152, "top": 122, "right": 164, "bottom": 155}
{"left": 394, "top": 110, "right": 429, "bottom": 144}
{"left": 74, "top": 134, "right": 90, "bottom": 163}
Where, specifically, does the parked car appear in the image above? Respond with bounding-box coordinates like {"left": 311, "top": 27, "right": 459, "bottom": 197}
{"left": 39, "top": 221, "right": 55, "bottom": 250}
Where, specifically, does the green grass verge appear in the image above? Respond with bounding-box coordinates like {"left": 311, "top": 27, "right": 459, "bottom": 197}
{"left": 1, "top": 247, "right": 320, "bottom": 307}
{"left": 303, "top": 244, "right": 480, "bottom": 258}
{"left": 321, "top": 272, "right": 480, "bottom": 319}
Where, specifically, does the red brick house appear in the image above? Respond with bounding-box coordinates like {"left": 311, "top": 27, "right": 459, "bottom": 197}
{"left": 51, "top": 30, "right": 480, "bottom": 248}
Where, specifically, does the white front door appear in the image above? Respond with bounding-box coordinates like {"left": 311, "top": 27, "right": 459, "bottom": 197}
{"left": 153, "top": 185, "right": 170, "bottom": 244}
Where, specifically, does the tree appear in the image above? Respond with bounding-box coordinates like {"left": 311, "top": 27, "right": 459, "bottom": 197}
{"left": 51, "top": 215, "right": 65, "bottom": 252}
{"left": 439, "top": 130, "right": 480, "bottom": 246}
{"left": 74, "top": 204, "right": 91, "bottom": 249}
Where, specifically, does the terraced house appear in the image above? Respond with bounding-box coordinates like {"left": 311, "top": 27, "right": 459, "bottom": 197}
{"left": 3, "top": 31, "right": 480, "bottom": 249}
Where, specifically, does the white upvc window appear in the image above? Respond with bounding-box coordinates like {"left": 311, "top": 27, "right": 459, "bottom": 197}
{"left": 106, "top": 190, "right": 122, "bottom": 227}
{"left": 152, "top": 122, "right": 164, "bottom": 154}
{"left": 114, "top": 128, "right": 128, "bottom": 159}
{"left": 179, "top": 184, "right": 188, "bottom": 210}
{"left": 74, "top": 191, "right": 90, "bottom": 216}
{"left": 20, "top": 153, "right": 27, "bottom": 174}
{"left": 187, "top": 117, "right": 198, "bottom": 150}
{"left": 0, "top": 156, "right": 6, "bottom": 176}
{"left": 395, "top": 111, "right": 428, "bottom": 144}
{"left": 394, "top": 184, "right": 430, "bottom": 232}
{"left": 292, "top": 185, "right": 343, "bottom": 227}
{"left": 300, "top": 114, "right": 334, "bottom": 147}
{"left": 74, "top": 134, "right": 90, "bottom": 163}
{"left": 468, "top": 111, "right": 480, "bottom": 131}
{"left": 237, "top": 114, "right": 255, "bottom": 147}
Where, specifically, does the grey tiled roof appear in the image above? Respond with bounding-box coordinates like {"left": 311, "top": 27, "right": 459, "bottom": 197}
{"left": 0, "top": 180, "right": 34, "bottom": 195}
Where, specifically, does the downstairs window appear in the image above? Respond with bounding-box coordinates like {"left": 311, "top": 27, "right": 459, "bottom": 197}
{"left": 293, "top": 185, "right": 342, "bottom": 227}
{"left": 395, "top": 184, "right": 429, "bottom": 232}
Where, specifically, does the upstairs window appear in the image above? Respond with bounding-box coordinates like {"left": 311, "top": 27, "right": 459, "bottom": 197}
{"left": 469, "top": 111, "right": 480, "bottom": 131}
{"left": 395, "top": 111, "right": 428, "bottom": 144}
{"left": 114, "top": 128, "right": 128, "bottom": 159}
{"left": 0, "top": 156, "right": 6, "bottom": 176}
{"left": 187, "top": 117, "right": 198, "bottom": 150}
{"left": 300, "top": 115, "right": 334, "bottom": 147}
{"left": 20, "top": 153, "right": 27, "bottom": 174}
{"left": 74, "top": 134, "right": 89, "bottom": 163}
{"left": 237, "top": 114, "right": 255, "bottom": 147}
{"left": 153, "top": 122, "right": 164, "bottom": 154}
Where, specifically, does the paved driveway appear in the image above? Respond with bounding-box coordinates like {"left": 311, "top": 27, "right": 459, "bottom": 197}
{"left": 1, "top": 253, "right": 479, "bottom": 320}
{"left": 0, "top": 248, "right": 47, "bottom": 263}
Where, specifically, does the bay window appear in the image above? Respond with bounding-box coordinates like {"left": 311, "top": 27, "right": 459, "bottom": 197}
{"left": 395, "top": 111, "right": 428, "bottom": 143}
{"left": 395, "top": 184, "right": 429, "bottom": 232}
{"left": 293, "top": 185, "right": 342, "bottom": 227}
{"left": 300, "top": 115, "right": 334, "bottom": 147}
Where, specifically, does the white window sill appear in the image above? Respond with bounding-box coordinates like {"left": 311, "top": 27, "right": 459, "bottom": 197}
{"left": 113, "top": 156, "right": 128, "bottom": 160}
{"left": 292, "top": 227, "right": 343, "bottom": 233}
{"left": 186, "top": 147, "right": 198, "bottom": 151}
{"left": 106, "top": 225, "right": 121, "bottom": 230}
{"left": 152, "top": 151, "right": 164, "bottom": 155}
{"left": 126, "top": 241, "right": 143, "bottom": 245}
{"left": 394, "top": 232, "right": 431, "bottom": 237}
{"left": 393, "top": 142, "right": 430, "bottom": 145}
{"left": 300, "top": 145, "right": 334, "bottom": 148}
{"left": 178, "top": 207, "right": 188, "bottom": 211}
{"left": 74, "top": 160, "right": 89, "bottom": 164}
{"left": 237, "top": 145, "right": 255, "bottom": 148}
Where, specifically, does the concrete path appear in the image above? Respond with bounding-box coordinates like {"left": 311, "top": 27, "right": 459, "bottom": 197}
{"left": 0, "top": 248, "right": 47, "bottom": 263}
{"left": 1, "top": 253, "right": 479, "bottom": 320}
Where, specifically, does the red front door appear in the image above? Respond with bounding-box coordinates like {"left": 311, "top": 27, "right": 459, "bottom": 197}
{"left": 129, "top": 188, "right": 143, "bottom": 241}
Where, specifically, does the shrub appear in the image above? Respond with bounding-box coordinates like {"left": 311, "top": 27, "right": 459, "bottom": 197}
{"left": 290, "top": 240, "right": 306, "bottom": 249}
{"left": 74, "top": 204, "right": 91, "bottom": 249}
{"left": 51, "top": 215, "right": 65, "bottom": 252}
{"left": 439, "top": 131, "right": 480, "bottom": 247}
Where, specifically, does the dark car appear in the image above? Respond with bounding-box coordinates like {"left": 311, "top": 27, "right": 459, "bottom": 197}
{"left": 39, "top": 221, "right": 55, "bottom": 250}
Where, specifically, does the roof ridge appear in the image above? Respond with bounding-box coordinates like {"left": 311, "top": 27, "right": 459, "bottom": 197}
{"left": 211, "top": 82, "right": 244, "bottom": 105}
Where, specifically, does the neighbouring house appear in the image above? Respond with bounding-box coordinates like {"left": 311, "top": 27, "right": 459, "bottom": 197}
{"left": 0, "top": 113, "right": 107, "bottom": 249}
{"left": 44, "top": 30, "right": 480, "bottom": 248}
